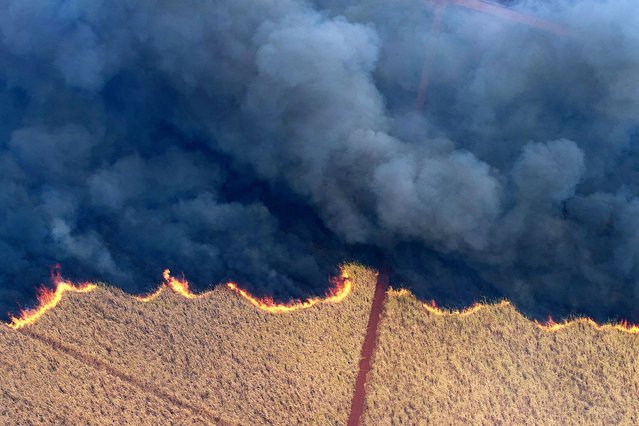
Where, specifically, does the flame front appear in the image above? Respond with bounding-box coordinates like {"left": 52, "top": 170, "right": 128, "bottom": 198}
{"left": 390, "top": 290, "right": 639, "bottom": 335}
{"left": 135, "top": 269, "right": 199, "bottom": 302}
{"left": 7, "top": 269, "right": 639, "bottom": 335}
{"left": 423, "top": 297, "right": 511, "bottom": 317}
{"left": 535, "top": 315, "right": 639, "bottom": 334}
{"left": 6, "top": 269, "right": 353, "bottom": 328}
{"left": 8, "top": 280, "right": 97, "bottom": 329}
{"left": 226, "top": 271, "right": 352, "bottom": 313}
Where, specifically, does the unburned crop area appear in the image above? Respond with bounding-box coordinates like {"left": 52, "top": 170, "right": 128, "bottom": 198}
{"left": 362, "top": 291, "right": 639, "bottom": 425}
{"left": 0, "top": 326, "right": 210, "bottom": 425}
{"left": 0, "top": 264, "right": 377, "bottom": 425}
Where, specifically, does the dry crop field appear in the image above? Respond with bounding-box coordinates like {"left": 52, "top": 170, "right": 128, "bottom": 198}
{"left": 1, "top": 264, "right": 377, "bottom": 425}
{"left": 362, "top": 290, "right": 639, "bottom": 425}
{"left": 3, "top": 265, "right": 639, "bottom": 425}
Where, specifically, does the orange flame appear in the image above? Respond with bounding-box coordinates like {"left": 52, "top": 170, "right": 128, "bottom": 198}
{"left": 390, "top": 291, "right": 639, "bottom": 335}
{"left": 535, "top": 315, "right": 639, "bottom": 334}
{"left": 423, "top": 298, "right": 511, "bottom": 317}
{"left": 6, "top": 268, "right": 354, "bottom": 328}
{"left": 8, "top": 280, "right": 97, "bottom": 330}
{"left": 135, "top": 286, "right": 165, "bottom": 303}
{"left": 136, "top": 269, "right": 200, "bottom": 301}
{"left": 226, "top": 271, "right": 352, "bottom": 313}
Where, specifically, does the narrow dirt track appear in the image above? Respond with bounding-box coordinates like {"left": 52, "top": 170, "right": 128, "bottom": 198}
{"left": 347, "top": 268, "right": 390, "bottom": 426}
{"left": 17, "top": 328, "right": 232, "bottom": 425}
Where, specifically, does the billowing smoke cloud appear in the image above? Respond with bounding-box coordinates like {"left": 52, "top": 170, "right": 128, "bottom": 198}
{"left": 1, "top": 0, "right": 638, "bottom": 322}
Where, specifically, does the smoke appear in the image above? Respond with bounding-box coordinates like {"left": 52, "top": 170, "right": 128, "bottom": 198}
{"left": 1, "top": 0, "right": 638, "bottom": 322}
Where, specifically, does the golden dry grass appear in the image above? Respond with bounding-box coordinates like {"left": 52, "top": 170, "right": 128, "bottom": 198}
{"left": 363, "top": 290, "right": 639, "bottom": 425}
{"left": 0, "top": 264, "right": 377, "bottom": 425}
{"left": 0, "top": 326, "right": 210, "bottom": 425}
{"left": 4, "top": 265, "right": 639, "bottom": 425}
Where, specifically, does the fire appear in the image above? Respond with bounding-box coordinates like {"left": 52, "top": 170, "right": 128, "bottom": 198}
{"left": 136, "top": 269, "right": 200, "bottom": 301}
{"left": 8, "top": 279, "right": 97, "bottom": 330}
{"left": 163, "top": 269, "right": 199, "bottom": 299}
{"left": 390, "top": 290, "right": 639, "bottom": 335}
{"left": 535, "top": 315, "right": 639, "bottom": 334}
{"left": 226, "top": 271, "right": 352, "bottom": 313}
{"left": 6, "top": 268, "right": 353, "bottom": 328}
{"left": 135, "top": 287, "right": 165, "bottom": 303}
{"left": 423, "top": 298, "right": 511, "bottom": 317}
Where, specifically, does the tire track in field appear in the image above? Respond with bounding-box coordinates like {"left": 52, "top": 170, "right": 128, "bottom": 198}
{"left": 17, "top": 328, "right": 234, "bottom": 426}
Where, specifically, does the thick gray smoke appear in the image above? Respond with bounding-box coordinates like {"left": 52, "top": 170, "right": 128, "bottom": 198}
{"left": 1, "top": 0, "right": 638, "bottom": 321}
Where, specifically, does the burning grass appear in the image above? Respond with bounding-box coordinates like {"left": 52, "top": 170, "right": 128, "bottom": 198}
{"left": 362, "top": 289, "right": 639, "bottom": 425}
{"left": 1, "top": 264, "right": 376, "bottom": 425}
{"left": 8, "top": 268, "right": 354, "bottom": 328}
{"left": 4, "top": 266, "right": 638, "bottom": 425}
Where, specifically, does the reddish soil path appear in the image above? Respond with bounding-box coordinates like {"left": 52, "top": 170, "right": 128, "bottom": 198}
{"left": 347, "top": 268, "right": 390, "bottom": 426}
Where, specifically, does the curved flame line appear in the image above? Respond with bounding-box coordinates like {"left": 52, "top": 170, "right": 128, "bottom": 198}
{"left": 6, "top": 269, "right": 353, "bottom": 329}
{"left": 226, "top": 270, "right": 352, "bottom": 314}
{"left": 10, "top": 272, "right": 636, "bottom": 334}
{"left": 8, "top": 282, "right": 98, "bottom": 329}
{"left": 389, "top": 289, "right": 639, "bottom": 334}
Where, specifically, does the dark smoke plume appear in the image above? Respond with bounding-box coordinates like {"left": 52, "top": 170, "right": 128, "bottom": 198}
{"left": 1, "top": 0, "right": 638, "bottom": 322}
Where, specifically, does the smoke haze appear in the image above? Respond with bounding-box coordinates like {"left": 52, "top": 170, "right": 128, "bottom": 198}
{"left": 1, "top": 0, "right": 639, "bottom": 322}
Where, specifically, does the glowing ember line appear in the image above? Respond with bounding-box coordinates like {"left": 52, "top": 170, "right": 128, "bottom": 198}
{"left": 6, "top": 268, "right": 354, "bottom": 328}
{"left": 135, "top": 286, "right": 165, "bottom": 302}
{"left": 535, "top": 316, "right": 639, "bottom": 334}
{"left": 423, "top": 298, "right": 511, "bottom": 317}
{"left": 226, "top": 271, "right": 352, "bottom": 313}
{"left": 390, "top": 291, "right": 639, "bottom": 335}
{"left": 8, "top": 281, "right": 97, "bottom": 329}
